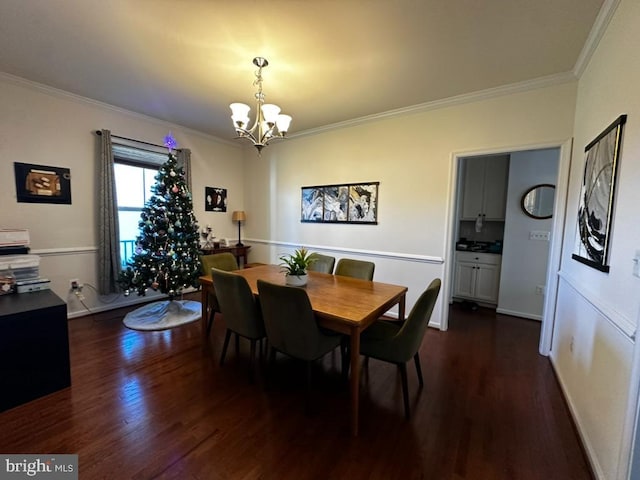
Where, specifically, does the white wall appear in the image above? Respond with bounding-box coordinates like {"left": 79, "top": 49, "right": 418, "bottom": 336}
{"left": 244, "top": 82, "right": 577, "bottom": 327}
{"left": 497, "top": 148, "right": 558, "bottom": 320}
{"left": 551, "top": 0, "right": 640, "bottom": 478}
{"left": 0, "top": 75, "right": 245, "bottom": 317}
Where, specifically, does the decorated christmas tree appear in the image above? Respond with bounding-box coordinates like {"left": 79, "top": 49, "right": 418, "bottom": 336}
{"left": 119, "top": 134, "right": 201, "bottom": 299}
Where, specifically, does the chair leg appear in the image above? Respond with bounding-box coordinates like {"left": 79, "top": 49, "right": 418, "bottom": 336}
{"left": 414, "top": 353, "right": 424, "bottom": 387}
{"left": 265, "top": 347, "right": 277, "bottom": 391}
{"left": 399, "top": 362, "right": 411, "bottom": 420}
{"left": 305, "top": 360, "right": 313, "bottom": 415}
{"left": 249, "top": 339, "right": 256, "bottom": 384}
{"left": 206, "top": 310, "right": 216, "bottom": 336}
{"left": 220, "top": 329, "right": 232, "bottom": 366}
{"left": 269, "top": 347, "right": 277, "bottom": 366}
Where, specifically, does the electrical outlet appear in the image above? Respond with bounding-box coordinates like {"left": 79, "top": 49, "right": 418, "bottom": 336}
{"left": 70, "top": 278, "right": 80, "bottom": 290}
{"left": 535, "top": 285, "right": 545, "bottom": 295}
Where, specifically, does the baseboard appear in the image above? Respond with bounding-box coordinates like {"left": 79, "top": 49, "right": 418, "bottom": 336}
{"left": 67, "top": 287, "right": 199, "bottom": 319}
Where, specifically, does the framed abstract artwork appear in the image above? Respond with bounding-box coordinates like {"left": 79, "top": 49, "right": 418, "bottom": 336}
{"left": 572, "top": 114, "right": 627, "bottom": 273}
{"left": 14, "top": 162, "right": 72, "bottom": 204}
{"left": 301, "top": 186, "right": 324, "bottom": 222}
{"left": 301, "top": 182, "right": 378, "bottom": 224}
{"left": 205, "top": 187, "right": 227, "bottom": 212}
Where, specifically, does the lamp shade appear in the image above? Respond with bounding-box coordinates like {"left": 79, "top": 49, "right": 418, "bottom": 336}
{"left": 230, "top": 103, "right": 251, "bottom": 130}
{"left": 261, "top": 104, "right": 281, "bottom": 124}
{"left": 232, "top": 211, "right": 246, "bottom": 222}
{"left": 275, "top": 114, "right": 292, "bottom": 133}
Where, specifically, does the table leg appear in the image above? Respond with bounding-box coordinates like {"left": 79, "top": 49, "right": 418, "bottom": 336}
{"left": 398, "top": 295, "right": 406, "bottom": 321}
{"left": 349, "top": 327, "right": 361, "bottom": 436}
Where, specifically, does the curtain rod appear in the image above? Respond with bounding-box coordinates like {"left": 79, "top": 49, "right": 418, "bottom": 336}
{"left": 95, "top": 130, "right": 168, "bottom": 150}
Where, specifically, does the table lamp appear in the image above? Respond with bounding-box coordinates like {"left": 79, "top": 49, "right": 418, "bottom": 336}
{"left": 232, "top": 210, "right": 246, "bottom": 247}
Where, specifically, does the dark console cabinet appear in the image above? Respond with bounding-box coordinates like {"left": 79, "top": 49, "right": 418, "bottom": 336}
{"left": 0, "top": 290, "right": 71, "bottom": 411}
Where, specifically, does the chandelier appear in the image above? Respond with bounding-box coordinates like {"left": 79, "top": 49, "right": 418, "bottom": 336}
{"left": 230, "top": 57, "right": 292, "bottom": 153}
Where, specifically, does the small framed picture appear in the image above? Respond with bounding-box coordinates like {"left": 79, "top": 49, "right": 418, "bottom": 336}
{"left": 14, "top": 162, "right": 72, "bottom": 204}
{"left": 219, "top": 238, "right": 228, "bottom": 247}
{"left": 205, "top": 187, "right": 227, "bottom": 212}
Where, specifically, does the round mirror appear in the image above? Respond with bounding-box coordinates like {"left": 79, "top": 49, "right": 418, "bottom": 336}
{"left": 521, "top": 184, "right": 555, "bottom": 219}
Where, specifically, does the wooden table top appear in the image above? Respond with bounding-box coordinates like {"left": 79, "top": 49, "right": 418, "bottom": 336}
{"left": 199, "top": 264, "right": 407, "bottom": 330}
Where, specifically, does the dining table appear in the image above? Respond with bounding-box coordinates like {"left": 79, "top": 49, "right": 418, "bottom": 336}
{"left": 199, "top": 264, "right": 407, "bottom": 436}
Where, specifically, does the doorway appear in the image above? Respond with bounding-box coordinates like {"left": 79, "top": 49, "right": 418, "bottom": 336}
{"left": 441, "top": 139, "right": 573, "bottom": 355}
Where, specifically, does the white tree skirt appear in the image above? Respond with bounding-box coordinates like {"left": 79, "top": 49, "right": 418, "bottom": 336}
{"left": 123, "top": 300, "right": 201, "bottom": 331}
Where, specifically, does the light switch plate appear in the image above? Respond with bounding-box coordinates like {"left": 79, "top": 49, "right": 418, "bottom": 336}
{"left": 529, "top": 231, "right": 550, "bottom": 241}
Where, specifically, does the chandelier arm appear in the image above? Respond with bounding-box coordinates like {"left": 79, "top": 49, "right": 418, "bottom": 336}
{"left": 233, "top": 129, "right": 259, "bottom": 145}
{"left": 243, "top": 100, "right": 263, "bottom": 135}
{"left": 261, "top": 133, "right": 287, "bottom": 147}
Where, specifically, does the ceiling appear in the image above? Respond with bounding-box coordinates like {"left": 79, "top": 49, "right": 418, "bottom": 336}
{"left": 0, "top": 0, "right": 605, "bottom": 141}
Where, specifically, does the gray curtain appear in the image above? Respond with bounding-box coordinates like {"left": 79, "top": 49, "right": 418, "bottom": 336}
{"left": 98, "top": 129, "right": 122, "bottom": 294}
{"left": 176, "top": 148, "right": 192, "bottom": 191}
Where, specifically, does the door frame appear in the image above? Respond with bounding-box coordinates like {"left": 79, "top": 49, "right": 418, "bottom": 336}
{"left": 442, "top": 139, "right": 572, "bottom": 356}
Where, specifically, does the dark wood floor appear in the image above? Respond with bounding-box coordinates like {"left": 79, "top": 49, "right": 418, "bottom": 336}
{"left": 0, "top": 293, "right": 593, "bottom": 480}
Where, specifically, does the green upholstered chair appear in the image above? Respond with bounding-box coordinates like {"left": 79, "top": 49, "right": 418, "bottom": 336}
{"left": 307, "top": 253, "right": 336, "bottom": 274}
{"left": 257, "top": 279, "right": 347, "bottom": 411}
{"left": 200, "top": 253, "right": 239, "bottom": 336}
{"left": 360, "top": 278, "right": 441, "bottom": 419}
{"left": 201, "top": 252, "right": 238, "bottom": 274}
{"left": 334, "top": 258, "right": 375, "bottom": 281}
{"left": 211, "top": 268, "right": 266, "bottom": 382}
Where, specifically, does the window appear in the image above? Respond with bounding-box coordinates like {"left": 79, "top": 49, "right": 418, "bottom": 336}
{"left": 112, "top": 144, "right": 168, "bottom": 268}
{"left": 114, "top": 162, "right": 157, "bottom": 267}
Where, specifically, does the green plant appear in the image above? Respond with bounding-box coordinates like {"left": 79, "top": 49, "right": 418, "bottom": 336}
{"left": 279, "top": 247, "right": 317, "bottom": 276}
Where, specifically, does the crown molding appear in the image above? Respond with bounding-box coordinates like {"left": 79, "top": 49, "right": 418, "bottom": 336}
{"left": 291, "top": 71, "right": 577, "bottom": 139}
{"left": 0, "top": 71, "right": 239, "bottom": 148}
{"left": 573, "top": 0, "right": 621, "bottom": 78}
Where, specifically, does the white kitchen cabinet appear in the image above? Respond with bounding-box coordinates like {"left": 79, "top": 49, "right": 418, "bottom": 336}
{"left": 453, "top": 252, "right": 502, "bottom": 304}
{"left": 460, "top": 156, "right": 509, "bottom": 221}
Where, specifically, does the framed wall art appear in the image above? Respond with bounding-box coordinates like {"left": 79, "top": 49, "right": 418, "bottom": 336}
{"left": 571, "top": 114, "right": 627, "bottom": 273}
{"left": 301, "top": 182, "right": 379, "bottom": 224}
{"left": 205, "top": 187, "right": 227, "bottom": 212}
{"left": 14, "top": 162, "right": 72, "bottom": 204}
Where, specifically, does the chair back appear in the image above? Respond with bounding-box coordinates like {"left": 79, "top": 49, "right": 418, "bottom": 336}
{"left": 334, "top": 258, "right": 375, "bottom": 280}
{"left": 393, "top": 278, "right": 441, "bottom": 361}
{"left": 211, "top": 268, "right": 265, "bottom": 339}
{"left": 308, "top": 253, "right": 336, "bottom": 274}
{"left": 201, "top": 252, "right": 238, "bottom": 275}
{"left": 257, "top": 280, "right": 326, "bottom": 361}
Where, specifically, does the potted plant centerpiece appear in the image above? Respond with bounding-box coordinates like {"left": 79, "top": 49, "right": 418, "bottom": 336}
{"left": 279, "top": 247, "right": 316, "bottom": 286}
